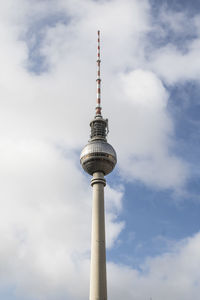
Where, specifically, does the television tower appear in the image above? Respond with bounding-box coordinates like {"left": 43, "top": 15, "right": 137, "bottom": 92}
{"left": 80, "top": 31, "right": 117, "bottom": 300}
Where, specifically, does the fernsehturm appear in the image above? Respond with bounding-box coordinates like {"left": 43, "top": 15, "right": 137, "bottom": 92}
{"left": 80, "top": 31, "right": 117, "bottom": 300}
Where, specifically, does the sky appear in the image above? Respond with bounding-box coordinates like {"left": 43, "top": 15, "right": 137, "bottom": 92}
{"left": 0, "top": 0, "right": 200, "bottom": 299}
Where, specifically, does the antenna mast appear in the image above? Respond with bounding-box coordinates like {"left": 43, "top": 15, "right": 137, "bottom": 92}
{"left": 96, "top": 30, "right": 101, "bottom": 116}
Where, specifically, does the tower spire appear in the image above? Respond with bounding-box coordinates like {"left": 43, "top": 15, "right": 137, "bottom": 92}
{"left": 96, "top": 30, "right": 101, "bottom": 116}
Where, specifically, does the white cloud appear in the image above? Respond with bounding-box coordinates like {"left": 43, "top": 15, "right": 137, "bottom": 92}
{"left": 108, "top": 232, "right": 200, "bottom": 300}
{"left": 109, "top": 69, "right": 187, "bottom": 189}
{"left": 146, "top": 8, "right": 200, "bottom": 84}
{"left": 149, "top": 40, "right": 200, "bottom": 84}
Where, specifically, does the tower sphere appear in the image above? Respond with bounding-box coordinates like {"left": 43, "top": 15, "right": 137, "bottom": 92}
{"left": 80, "top": 139, "right": 117, "bottom": 176}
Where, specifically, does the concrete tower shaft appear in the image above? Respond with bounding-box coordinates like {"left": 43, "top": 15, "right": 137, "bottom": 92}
{"left": 80, "top": 31, "right": 116, "bottom": 300}
{"left": 90, "top": 172, "right": 107, "bottom": 300}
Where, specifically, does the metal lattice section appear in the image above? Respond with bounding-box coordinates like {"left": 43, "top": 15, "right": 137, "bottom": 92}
{"left": 90, "top": 118, "right": 108, "bottom": 140}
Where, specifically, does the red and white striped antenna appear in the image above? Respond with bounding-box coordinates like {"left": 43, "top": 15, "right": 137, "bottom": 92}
{"left": 96, "top": 30, "right": 102, "bottom": 116}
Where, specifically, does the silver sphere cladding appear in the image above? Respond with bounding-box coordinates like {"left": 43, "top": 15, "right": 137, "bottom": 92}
{"left": 80, "top": 140, "right": 117, "bottom": 175}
